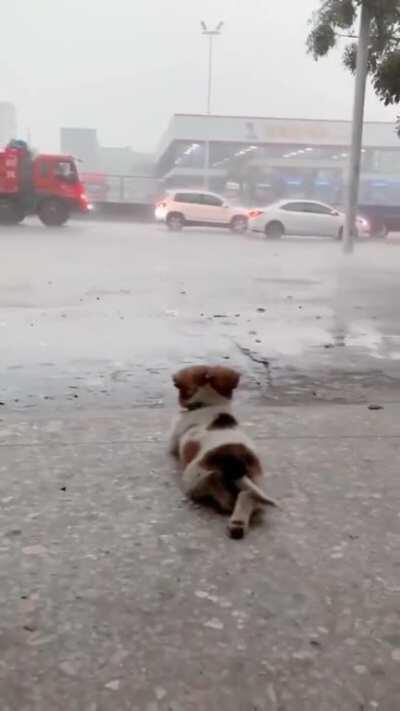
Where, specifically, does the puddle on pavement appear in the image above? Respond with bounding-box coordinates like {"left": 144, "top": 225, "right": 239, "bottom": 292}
{"left": 254, "top": 278, "right": 321, "bottom": 287}
{"left": 344, "top": 322, "right": 400, "bottom": 361}
{"left": 244, "top": 317, "right": 400, "bottom": 362}
{"left": 239, "top": 322, "right": 332, "bottom": 357}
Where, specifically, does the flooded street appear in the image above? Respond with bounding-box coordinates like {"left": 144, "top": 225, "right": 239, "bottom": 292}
{"left": 1, "top": 220, "right": 400, "bottom": 410}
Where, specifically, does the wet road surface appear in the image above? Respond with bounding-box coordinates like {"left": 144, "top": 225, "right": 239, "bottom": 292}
{"left": 1, "top": 219, "right": 400, "bottom": 411}
{"left": 2, "top": 219, "right": 400, "bottom": 710}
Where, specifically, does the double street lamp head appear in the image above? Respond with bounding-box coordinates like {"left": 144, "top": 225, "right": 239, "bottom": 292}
{"left": 201, "top": 20, "right": 224, "bottom": 36}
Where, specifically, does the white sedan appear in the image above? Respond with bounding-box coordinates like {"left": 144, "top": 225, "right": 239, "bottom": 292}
{"left": 248, "top": 199, "right": 370, "bottom": 240}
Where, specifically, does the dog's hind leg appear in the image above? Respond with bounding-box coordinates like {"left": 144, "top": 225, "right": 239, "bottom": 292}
{"left": 182, "top": 463, "right": 234, "bottom": 512}
{"left": 182, "top": 461, "right": 211, "bottom": 499}
{"left": 228, "top": 491, "right": 261, "bottom": 539}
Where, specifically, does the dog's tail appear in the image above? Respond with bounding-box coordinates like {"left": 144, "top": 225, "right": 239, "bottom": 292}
{"left": 238, "top": 476, "right": 277, "bottom": 507}
{"left": 205, "top": 444, "right": 277, "bottom": 507}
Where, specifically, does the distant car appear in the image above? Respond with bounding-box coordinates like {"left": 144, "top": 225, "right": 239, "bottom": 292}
{"left": 248, "top": 199, "right": 370, "bottom": 240}
{"left": 155, "top": 190, "right": 249, "bottom": 233}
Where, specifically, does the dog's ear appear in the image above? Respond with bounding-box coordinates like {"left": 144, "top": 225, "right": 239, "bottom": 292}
{"left": 173, "top": 366, "right": 210, "bottom": 391}
{"left": 208, "top": 367, "right": 240, "bottom": 398}
{"left": 172, "top": 370, "right": 184, "bottom": 389}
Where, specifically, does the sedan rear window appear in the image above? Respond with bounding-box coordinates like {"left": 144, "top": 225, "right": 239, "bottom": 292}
{"left": 281, "top": 202, "right": 308, "bottom": 213}
{"left": 304, "top": 203, "right": 333, "bottom": 215}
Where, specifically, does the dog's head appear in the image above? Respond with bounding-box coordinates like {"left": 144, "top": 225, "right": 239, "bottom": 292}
{"left": 173, "top": 365, "right": 240, "bottom": 409}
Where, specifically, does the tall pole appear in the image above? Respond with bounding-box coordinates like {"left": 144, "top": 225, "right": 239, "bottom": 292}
{"left": 207, "top": 34, "right": 214, "bottom": 115}
{"left": 204, "top": 35, "right": 213, "bottom": 188}
{"left": 343, "top": 2, "right": 372, "bottom": 254}
{"left": 201, "top": 22, "right": 223, "bottom": 189}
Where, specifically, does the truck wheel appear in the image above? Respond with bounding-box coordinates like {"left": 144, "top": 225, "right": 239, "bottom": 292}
{"left": 38, "top": 199, "right": 69, "bottom": 227}
{"left": 0, "top": 200, "right": 25, "bottom": 225}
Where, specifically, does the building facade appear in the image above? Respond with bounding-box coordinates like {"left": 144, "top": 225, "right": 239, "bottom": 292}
{"left": 156, "top": 114, "right": 400, "bottom": 206}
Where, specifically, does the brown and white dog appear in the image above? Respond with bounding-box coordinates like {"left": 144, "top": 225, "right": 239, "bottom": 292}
{"left": 169, "top": 365, "right": 275, "bottom": 539}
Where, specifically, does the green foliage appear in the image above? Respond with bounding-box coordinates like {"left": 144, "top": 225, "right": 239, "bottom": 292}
{"left": 373, "top": 51, "right": 400, "bottom": 105}
{"left": 307, "top": 0, "right": 400, "bottom": 106}
{"left": 307, "top": 22, "right": 336, "bottom": 58}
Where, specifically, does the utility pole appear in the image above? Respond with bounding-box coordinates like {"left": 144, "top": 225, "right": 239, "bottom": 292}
{"left": 343, "top": 1, "right": 372, "bottom": 254}
{"left": 201, "top": 21, "right": 224, "bottom": 189}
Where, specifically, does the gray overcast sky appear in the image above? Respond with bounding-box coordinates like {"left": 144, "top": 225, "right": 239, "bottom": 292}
{"left": 3, "top": 0, "right": 398, "bottom": 152}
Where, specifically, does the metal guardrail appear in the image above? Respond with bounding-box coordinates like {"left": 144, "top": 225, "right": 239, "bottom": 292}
{"left": 83, "top": 174, "right": 159, "bottom": 205}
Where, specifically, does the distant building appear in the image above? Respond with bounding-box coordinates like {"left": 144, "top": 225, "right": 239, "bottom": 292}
{"left": 60, "top": 128, "right": 155, "bottom": 176}
{"left": 99, "top": 146, "right": 134, "bottom": 175}
{"left": 0, "top": 103, "right": 17, "bottom": 146}
{"left": 98, "top": 147, "right": 156, "bottom": 203}
{"left": 156, "top": 113, "right": 400, "bottom": 206}
{"left": 60, "top": 127, "right": 157, "bottom": 204}
{"left": 60, "top": 127, "right": 100, "bottom": 171}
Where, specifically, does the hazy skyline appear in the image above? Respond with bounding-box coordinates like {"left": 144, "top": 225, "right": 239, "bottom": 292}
{"left": 2, "top": 0, "right": 398, "bottom": 153}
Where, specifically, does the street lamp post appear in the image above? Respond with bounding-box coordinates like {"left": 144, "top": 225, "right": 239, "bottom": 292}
{"left": 201, "top": 21, "right": 224, "bottom": 189}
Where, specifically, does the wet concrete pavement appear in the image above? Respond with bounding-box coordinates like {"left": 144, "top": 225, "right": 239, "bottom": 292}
{"left": 1, "top": 220, "right": 400, "bottom": 710}
{"left": 2, "top": 403, "right": 400, "bottom": 710}
{"left": 1, "top": 220, "right": 400, "bottom": 410}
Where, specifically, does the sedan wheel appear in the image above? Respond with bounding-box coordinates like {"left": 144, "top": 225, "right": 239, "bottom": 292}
{"left": 231, "top": 216, "right": 248, "bottom": 234}
{"left": 374, "top": 224, "right": 388, "bottom": 239}
{"left": 265, "top": 221, "right": 284, "bottom": 239}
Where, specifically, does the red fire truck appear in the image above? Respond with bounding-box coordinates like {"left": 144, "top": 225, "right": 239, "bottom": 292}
{"left": 0, "top": 140, "right": 90, "bottom": 226}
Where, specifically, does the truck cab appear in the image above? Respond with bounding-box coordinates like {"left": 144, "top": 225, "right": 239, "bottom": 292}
{"left": 32, "top": 154, "right": 90, "bottom": 225}
{"left": 0, "top": 141, "right": 90, "bottom": 226}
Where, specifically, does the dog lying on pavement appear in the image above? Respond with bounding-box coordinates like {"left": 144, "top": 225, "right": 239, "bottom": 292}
{"left": 169, "top": 365, "right": 276, "bottom": 539}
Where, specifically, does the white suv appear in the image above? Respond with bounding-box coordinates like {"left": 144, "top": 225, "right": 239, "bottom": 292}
{"left": 155, "top": 190, "right": 248, "bottom": 233}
